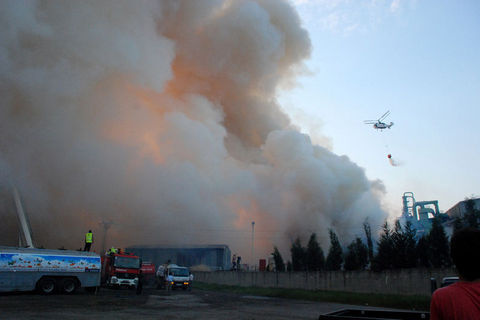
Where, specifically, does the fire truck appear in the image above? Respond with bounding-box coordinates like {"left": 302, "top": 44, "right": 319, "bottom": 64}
{"left": 0, "top": 246, "right": 100, "bottom": 294}
{"left": 140, "top": 261, "right": 156, "bottom": 287}
{"left": 101, "top": 251, "right": 141, "bottom": 289}
{"left": 0, "top": 188, "right": 100, "bottom": 294}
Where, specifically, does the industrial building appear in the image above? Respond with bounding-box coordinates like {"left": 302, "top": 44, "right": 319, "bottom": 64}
{"left": 401, "top": 192, "right": 449, "bottom": 238}
{"left": 126, "top": 244, "right": 231, "bottom": 271}
{"left": 401, "top": 192, "right": 480, "bottom": 238}
{"left": 446, "top": 197, "right": 480, "bottom": 219}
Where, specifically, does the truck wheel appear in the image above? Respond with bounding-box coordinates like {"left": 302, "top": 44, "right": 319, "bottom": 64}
{"left": 60, "top": 278, "right": 77, "bottom": 294}
{"left": 136, "top": 282, "right": 143, "bottom": 295}
{"left": 37, "top": 278, "right": 56, "bottom": 294}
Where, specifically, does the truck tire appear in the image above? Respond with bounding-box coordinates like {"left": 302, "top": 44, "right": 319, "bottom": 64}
{"left": 60, "top": 278, "right": 77, "bottom": 294}
{"left": 37, "top": 277, "right": 56, "bottom": 294}
{"left": 136, "top": 282, "right": 143, "bottom": 295}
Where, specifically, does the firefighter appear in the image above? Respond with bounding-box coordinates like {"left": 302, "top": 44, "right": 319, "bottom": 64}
{"left": 136, "top": 269, "right": 143, "bottom": 295}
{"left": 84, "top": 230, "right": 93, "bottom": 252}
{"left": 156, "top": 264, "right": 166, "bottom": 289}
{"left": 166, "top": 273, "right": 174, "bottom": 291}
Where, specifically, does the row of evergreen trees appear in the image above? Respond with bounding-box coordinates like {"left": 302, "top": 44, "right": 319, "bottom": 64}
{"left": 271, "top": 199, "right": 479, "bottom": 272}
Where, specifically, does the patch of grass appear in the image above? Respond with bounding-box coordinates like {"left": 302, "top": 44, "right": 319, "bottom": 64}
{"left": 194, "top": 282, "right": 430, "bottom": 311}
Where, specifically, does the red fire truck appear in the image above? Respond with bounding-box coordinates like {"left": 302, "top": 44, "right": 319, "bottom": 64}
{"left": 101, "top": 251, "right": 141, "bottom": 289}
{"left": 140, "top": 262, "right": 156, "bottom": 287}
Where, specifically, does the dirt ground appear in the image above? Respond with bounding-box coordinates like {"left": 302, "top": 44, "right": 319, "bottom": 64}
{"left": 0, "top": 287, "right": 393, "bottom": 320}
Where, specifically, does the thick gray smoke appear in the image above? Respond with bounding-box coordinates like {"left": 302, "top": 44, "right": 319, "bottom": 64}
{"left": 0, "top": 0, "right": 387, "bottom": 262}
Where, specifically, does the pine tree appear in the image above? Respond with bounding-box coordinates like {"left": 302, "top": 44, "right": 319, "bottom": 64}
{"left": 290, "top": 237, "right": 306, "bottom": 271}
{"left": 344, "top": 237, "right": 368, "bottom": 271}
{"left": 428, "top": 216, "right": 451, "bottom": 268}
{"left": 391, "top": 220, "right": 407, "bottom": 268}
{"left": 372, "top": 221, "right": 394, "bottom": 271}
{"left": 416, "top": 236, "right": 430, "bottom": 268}
{"left": 272, "top": 246, "right": 285, "bottom": 272}
{"left": 306, "top": 233, "right": 325, "bottom": 271}
{"left": 363, "top": 220, "right": 374, "bottom": 264}
{"left": 403, "top": 220, "right": 418, "bottom": 268}
{"left": 325, "top": 229, "right": 343, "bottom": 271}
{"left": 391, "top": 220, "right": 418, "bottom": 268}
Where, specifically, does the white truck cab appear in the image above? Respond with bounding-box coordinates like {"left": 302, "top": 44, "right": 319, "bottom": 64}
{"left": 166, "top": 264, "right": 191, "bottom": 290}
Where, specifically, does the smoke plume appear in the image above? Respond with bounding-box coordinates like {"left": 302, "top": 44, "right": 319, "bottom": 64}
{"left": 0, "top": 0, "right": 387, "bottom": 262}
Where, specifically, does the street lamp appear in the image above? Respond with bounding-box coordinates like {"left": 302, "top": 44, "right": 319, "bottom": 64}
{"left": 99, "top": 219, "right": 113, "bottom": 254}
{"left": 251, "top": 221, "right": 255, "bottom": 269}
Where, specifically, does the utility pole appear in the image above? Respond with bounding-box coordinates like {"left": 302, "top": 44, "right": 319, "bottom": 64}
{"left": 251, "top": 221, "right": 255, "bottom": 270}
{"left": 99, "top": 219, "right": 113, "bottom": 254}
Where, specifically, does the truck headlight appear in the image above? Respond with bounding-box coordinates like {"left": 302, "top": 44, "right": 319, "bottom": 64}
{"left": 111, "top": 277, "right": 118, "bottom": 283}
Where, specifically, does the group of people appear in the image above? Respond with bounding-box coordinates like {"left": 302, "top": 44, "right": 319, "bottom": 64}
{"left": 155, "top": 262, "right": 173, "bottom": 290}
{"left": 231, "top": 254, "right": 242, "bottom": 271}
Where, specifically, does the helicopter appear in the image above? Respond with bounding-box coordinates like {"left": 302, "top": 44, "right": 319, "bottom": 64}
{"left": 364, "top": 110, "right": 394, "bottom": 130}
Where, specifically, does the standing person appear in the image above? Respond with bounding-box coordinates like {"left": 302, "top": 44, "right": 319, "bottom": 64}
{"left": 156, "top": 264, "right": 166, "bottom": 289}
{"left": 232, "top": 254, "right": 237, "bottom": 270}
{"left": 136, "top": 270, "right": 143, "bottom": 295}
{"left": 189, "top": 272, "right": 194, "bottom": 289}
{"left": 430, "top": 228, "right": 480, "bottom": 319}
{"left": 166, "top": 273, "right": 174, "bottom": 291}
{"left": 237, "top": 256, "right": 241, "bottom": 271}
{"left": 84, "top": 230, "right": 93, "bottom": 252}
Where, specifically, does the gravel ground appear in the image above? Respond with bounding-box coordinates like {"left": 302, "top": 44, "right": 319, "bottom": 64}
{"left": 0, "top": 287, "right": 395, "bottom": 319}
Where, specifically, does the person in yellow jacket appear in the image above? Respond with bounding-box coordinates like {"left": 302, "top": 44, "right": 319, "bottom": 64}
{"left": 84, "top": 230, "right": 93, "bottom": 251}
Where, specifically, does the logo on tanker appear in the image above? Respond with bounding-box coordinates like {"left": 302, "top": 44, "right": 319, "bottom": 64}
{"left": 0, "top": 253, "right": 100, "bottom": 272}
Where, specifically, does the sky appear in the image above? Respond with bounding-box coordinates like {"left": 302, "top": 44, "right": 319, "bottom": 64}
{"left": 281, "top": 0, "right": 480, "bottom": 217}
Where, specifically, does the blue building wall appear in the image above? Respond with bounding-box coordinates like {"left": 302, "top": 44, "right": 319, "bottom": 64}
{"left": 126, "top": 245, "right": 231, "bottom": 270}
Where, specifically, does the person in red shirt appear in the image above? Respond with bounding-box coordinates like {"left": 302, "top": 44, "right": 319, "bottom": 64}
{"left": 430, "top": 228, "right": 480, "bottom": 320}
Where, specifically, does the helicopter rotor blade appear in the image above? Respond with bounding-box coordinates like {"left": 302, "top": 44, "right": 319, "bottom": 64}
{"left": 364, "top": 121, "right": 377, "bottom": 124}
{"left": 378, "top": 110, "right": 390, "bottom": 122}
